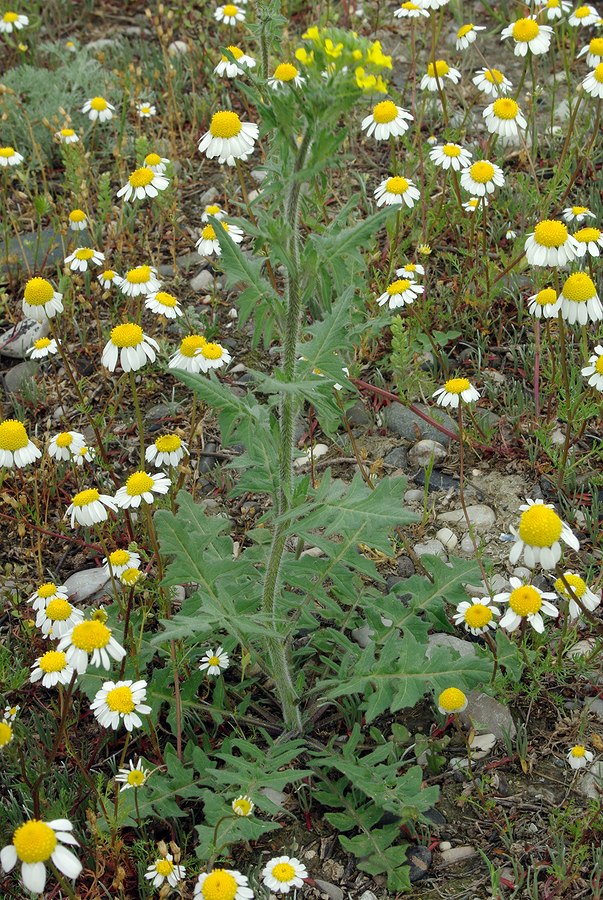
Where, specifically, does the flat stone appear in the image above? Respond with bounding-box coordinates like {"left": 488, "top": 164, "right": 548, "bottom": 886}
{"left": 438, "top": 846, "right": 477, "bottom": 867}
{"left": 346, "top": 400, "right": 370, "bottom": 427}
{"left": 568, "top": 638, "right": 595, "bottom": 659}
{"left": 460, "top": 691, "right": 516, "bottom": 740}
{"left": 577, "top": 761, "right": 603, "bottom": 800}
{"left": 176, "top": 251, "right": 201, "bottom": 271}
{"left": 439, "top": 505, "right": 496, "bottom": 529}
{"left": 63, "top": 567, "right": 110, "bottom": 602}
{"left": 439, "top": 841, "right": 452, "bottom": 851}
{"left": 406, "top": 845, "right": 432, "bottom": 883}
{"left": 427, "top": 633, "right": 476, "bottom": 660}
{"left": 408, "top": 439, "right": 447, "bottom": 469}
{"left": 404, "top": 489, "right": 424, "bottom": 503}
{"left": 0, "top": 318, "right": 50, "bottom": 359}
{"left": 313, "top": 880, "right": 343, "bottom": 900}
{"left": 351, "top": 623, "right": 373, "bottom": 649}
{"left": 144, "top": 401, "right": 182, "bottom": 423}
{"left": 251, "top": 168, "right": 267, "bottom": 183}
{"left": 384, "top": 446, "right": 408, "bottom": 470}
{"left": 198, "top": 442, "right": 219, "bottom": 474}
{"left": 0, "top": 227, "right": 63, "bottom": 273}
{"left": 460, "top": 534, "right": 475, "bottom": 553}
{"left": 414, "top": 539, "right": 447, "bottom": 559}
{"left": 382, "top": 403, "right": 457, "bottom": 446}
{"left": 436, "top": 527, "right": 458, "bottom": 551}
{"left": 190, "top": 268, "right": 216, "bottom": 292}
{"left": 469, "top": 732, "right": 496, "bottom": 759}
{"left": 3, "top": 360, "right": 38, "bottom": 395}
{"left": 168, "top": 39, "right": 189, "bottom": 55}
{"left": 200, "top": 186, "right": 219, "bottom": 205}
{"left": 396, "top": 556, "right": 415, "bottom": 578}
{"left": 413, "top": 469, "right": 459, "bottom": 493}
{"left": 585, "top": 697, "right": 603, "bottom": 720}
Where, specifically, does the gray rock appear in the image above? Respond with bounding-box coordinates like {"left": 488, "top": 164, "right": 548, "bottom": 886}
{"left": 512, "top": 566, "right": 531, "bottom": 580}
{"left": 438, "top": 846, "right": 477, "bottom": 867}
{"left": 351, "top": 623, "right": 373, "bottom": 648}
{"left": 0, "top": 318, "right": 50, "bottom": 359}
{"left": 460, "top": 534, "right": 475, "bottom": 553}
{"left": 168, "top": 39, "right": 189, "bottom": 56}
{"left": 439, "top": 841, "right": 452, "bottom": 851}
{"left": 568, "top": 638, "right": 595, "bottom": 659}
{"left": 414, "top": 539, "right": 447, "bottom": 559}
{"left": 176, "top": 251, "right": 201, "bottom": 271}
{"left": 427, "top": 633, "right": 476, "bottom": 660}
{"left": 64, "top": 567, "right": 110, "bottom": 602}
{"left": 200, "top": 186, "right": 219, "bottom": 205}
{"left": 313, "top": 881, "right": 343, "bottom": 900}
{"left": 386, "top": 575, "right": 403, "bottom": 592}
{"left": 439, "top": 505, "right": 496, "bottom": 529}
{"left": 251, "top": 168, "right": 267, "bottom": 183}
{"left": 145, "top": 401, "right": 182, "bottom": 423}
{"left": 346, "top": 400, "right": 370, "bottom": 427}
{"left": 404, "top": 489, "right": 424, "bottom": 503}
{"left": 396, "top": 556, "right": 415, "bottom": 578}
{"left": 384, "top": 446, "right": 408, "bottom": 469}
{"left": 406, "top": 845, "right": 432, "bottom": 883}
{"left": 436, "top": 527, "right": 458, "bottom": 551}
{"left": 577, "top": 761, "right": 603, "bottom": 800}
{"left": 3, "top": 360, "right": 38, "bottom": 395}
{"left": 198, "top": 442, "right": 219, "bottom": 474}
{"left": 413, "top": 469, "right": 459, "bottom": 493}
{"left": 0, "top": 227, "right": 63, "bottom": 273}
{"left": 157, "top": 263, "right": 175, "bottom": 277}
{"left": 382, "top": 403, "right": 457, "bottom": 446}
{"left": 469, "top": 732, "right": 497, "bottom": 759}
{"left": 190, "top": 268, "right": 216, "bottom": 292}
{"left": 585, "top": 697, "right": 603, "bottom": 720}
{"left": 409, "top": 439, "right": 447, "bottom": 469}
{"left": 460, "top": 691, "right": 516, "bottom": 740}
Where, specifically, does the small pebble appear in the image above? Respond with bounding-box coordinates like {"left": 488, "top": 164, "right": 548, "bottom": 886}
{"left": 436, "top": 527, "right": 458, "bottom": 551}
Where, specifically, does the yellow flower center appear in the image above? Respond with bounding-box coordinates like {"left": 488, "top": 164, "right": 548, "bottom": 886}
{"left": 467, "top": 199, "right": 479, "bottom": 208}
{"left": 533, "top": 220, "right": 568, "bottom": 247}
{"left": 518, "top": 504, "right": 562, "bottom": 546}
{"left": 222, "top": 4, "right": 238, "bottom": 15}
{"left": 554, "top": 573, "right": 587, "bottom": 598}
{"left": 90, "top": 96, "right": 108, "bottom": 111}
{"left": 13, "top": 821, "right": 57, "bottom": 864}
{"left": 595, "top": 63, "right": 603, "bottom": 83}
{"left": 222, "top": 45, "right": 243, "bottom": 60}
{"left": 71, "top": 620, "right": 111, "bottom": 651}
{"left": 444, "top": 377, "right": 470, "bottom": 393}
{"left": 126, "top": 471, "right": 155, "bottom": 495}
{"left": 575, "top": 227, "right": 600, "bottom": 243}
{"left": 233, "top": 797, "right": 252, "bottom": 815}
{"left": 372, "top": 100, "right": 398, "bottom": 123}
{"left": 509, "top": 585, "right": 542, "bottom": 615}
{"left": 121, "top": 567, "right": 142, "bottom": 586}
{"left": 385, "top": 176, "right": 409, "bottom": 194}
{"left": 126, "top": 265, "right": 152, "bottom": 284}
{"left": 202, "top": 224, "right": 217, "bottom": 240}
{"left": 458, "top": 24, "right": 474, "bottom": 38}
{"left": 401, "top": 2, "right": 420, "bottom": 7}
{"left": 111, "top": 323, "right": 144, "bottom": 347}
{"left": 156, "top": 859, "right": 175, "bottom": 876}
{"left": 39, "top": 650, "right": 68, "bottom": 672}
{"left": 427, "top": 60, "right": 450, "bottom": 77}
{"left": 210, "top": 110, "right": 242, "bottom": 138}
{"left": 200, "top": 342, "right": 223, "bottom": 360}
{"left": 470, "top": 161, "right": 495, "bottom": 183}
{"left": 206, "top": 204, "right": 221, "bottom": 215}
{"left": 208, "top": 655, "right": 221, "bottom": 667}
{"left": 56, "top": 432, "right": 73, "bottom": 447}
{"left": 106, "top": 685, "right": 135, "bottom": 713}
{"left": 46, "top": 599, "right": 73, "bottom": 621}
{"left": 154, "top": 290, "right": 178, "bottom": 308}
{"left": 590, "top": 38, "right": 603, "bottom": 54}
{"left": 387, "top": 279, "right": 411, "bottom": 294}
{"left": 201, "top": 870, "right": 239, "bottom": 900}
{"left": 575, "top": 5, "right": 591, "bottom": 17}
{"left": 127, "top": 769, "right": 146, "bottom": 786}
{"left": 69, "top": 209, "right": 86, "bottom": 221}
{"left": 60, "top": 128, "right": 75, "bottom": 137}
{"left": 128, "top": 167, "right": 155, "bottom": 188}
{"left": 109, "top": 549, "right": 130, "bottom": 566}
{"left": 3, "top": 12, "right": 19, "bottom": 23}
{"left": 34, "top": 337, "right": 52, "bottom": 349}
{"left": 155, "top": 434, "right": 181, "bottom": 452}
{"left": 0, "top": 146, "right": 16, "bottom": 157}
{"left": 484, "top": 68, "right": 504, "bottom": 84}
{"left": 443, "top": 143, "right": 461, "bottom": 156}
{"left": 0, "top": 721, "right": 13, "bottom": 746}
{"left": 571, "top": 745, "right": 586, "bottom": 757}
{"left": 562, "top": 272, "right": 595, "bottom": 302}
{"left": 492, "top": 98, "right": 519, "bottom": 120}
{"left": 513, "top": 18, "right": 539, "bottom": 41}
{"left": 37, "top": 582, "right": 58, "bottom": 599}
{"left": 101, "top": 269, "right": 116, "bottom": 281}
{"left": 76, "top": 247, "right": 96, "bottom": 261}
{"left": 24, "top": 277, "right": 54, "bottom": 306}
{"left": 595, "top": 356, "right": 603, "bottom": 375}
{"left": 272, "top": 863, "right": 296, "bottom": 882}
{"left": 0, "top": 419, "right": 29, "bottom": 451}
{"left": 145, "top": 152, "right": 161, "bottom": 165}
{"left": 274, "top": 62, "right": 299, "bottom": 81}
{"left": 547, "top": 0, "right": 560, "bottom": 7}
{"left": 72, "top": 488, "right": 100, "bottom": 507}
{"left": 535, "top": 288, "right": 557, "bottom": 306}
{"left": 438, "top": 687, "right": 466, "bottom": 712}
{"left": 572, "top": 206, "right": 588, "bottom": 215}
{"left": 180, "top": 335, "right": 207, "bottom": 357}
{"left": 464, "top": 604, "right": 493, "bottom": 628}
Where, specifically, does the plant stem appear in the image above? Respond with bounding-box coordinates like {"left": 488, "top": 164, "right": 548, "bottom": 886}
{"left": 556, "top": 312, "right": 572, "bottom": 490}
{"left": 129, "top": 370, "right": 146, "bottom": 468}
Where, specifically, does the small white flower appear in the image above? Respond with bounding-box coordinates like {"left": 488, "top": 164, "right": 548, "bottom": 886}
{"left": 36, "top": 596, "right": 84, "bottom": 639}
{"left": 103, "top": 548, "right": 142, "bottom": 578}
{"left": 137, "top": 101, "right": 156, "bottom": 117}
{"left": 91, "top": 679, "right": 151, "bottom": 731}
{"left": 199, "top": 646, "right": 229, "bottom": 675}
{"left": 117, "top": 166, "right": 169, "bottom": 202}
{"left": 420, "top": 60, "right": 461, "bottom": 91}
{"left": 261, "top": 856, "right": 308, "bottom": 894}
{"left": 437, "top": 687, "right": 468, "bottom": 714}
{"left": 56, "top": 127, "right": 79, "bottom": 144}
{"left": 573, "top": 225, "right": 603, "bottom": 257}
{"left": 0, "top": 418, "right": 40, "bottom": 469}
{"left": 568, "top": 4, "right": 600, "bottom": 26}
{"left": 537, "top": 0, "right": 572, "bottom": 20}
{"left": 394, "top": 1, "right": 430, "bottom": 16}
{"left": 30, "top": 649, "right": 75, "bottom": 687}
{"left": 196, "top": 221, "right": 244, "bottom": 257}
{"left": 68, "top": 209, "right": 88, "bottom": 230}
{"left": 194, "top": 869, "right": 254, "bottom": 900}
{"left": 456, "top": 23, "right": 486, "bottom": 50}
{"left": 433, "top": 377, "right": 480, "bottom": 407}
{"left": 501, "top": 16, "right": 553, "bottom": 55}
{"left": 268, "top": 62, "right": 306, "bottom": 89}
{"left": 460, "top": 160, "right": 505, "bottom": 196}
{"left": 145, "top": 855, "right": 186, "bottom": 889}
{"left": 214, "top": 45, "right": 256, "bottom": 77}
{"left": 215, "top": 3, "right": 246, "bottom": 25}
{"left": 98, "top": 269, "right": 119, "bottom": 290}
{"left": 527, "top": 287, "right": 561, "bottom": 319}
{"left": 27, "top": 337, "right": 59, "bottom": 359}
{"left": 115, "top": 758, "right": 150, "bottom": 791}
{"left": 199, "top": 110, "right": 258, "bottom": 166}
{"left": 81, "top": 97, "right": 115, "bottom": 122}
{"left": 374, "top": 174, "right": 420, "bottom": 207}
{"left": 58, "top": 620, "right": 126, "bottom": 673}
{"left": 196, "top": 340, "right": 232, "bottom": 372}
{"left": 3, "top": 705, "right": 19, "bottom": 722}
{"left": 582, "top": 344, "right": 603, "bottom": 393}
{"left": 22, "top": 277, "right": 63, "bottom": 322}
{"left": 453, "top": 596, "right": 501, "bottom": 635}
{"left": 396, "top": 262, "right": 424, "bottom": 279}
{"left": 525, "top": 219, "right": 580, "bottom": 266}
{"left": 66, "top": 487, "right": 117, "bottom": 528}
{"left": 554, "top": 571, "right": 601, "bottom": 619}
{"left": 201, "top": 203, "right": 227, "bottom": 222}
{"left": 0, "top": 12, "right": 29, "bottom": 33}
{"left": 377, "top": 277, "right": 424, "bottom": 309}
{"left": 494, "top": 577, "right": 559, "bottom": 632}
{"left": 48, "top": 431, "right": 86, "bottom": 462}
{"left": 115, "top": 264, "right": 161, "bottom": 297}
{"left": 361, "top": 99, "right": 413, "bottom": 140}
{"left": 508, "top": 498, "right": 580, "bottom": 570}
{"left": 462, "top": 197, "right": 483, "bottom": 213}
{"left": 0, "top": 146, "right": 24, "bottom": 166}
{"left": 577, "top": 36, "right": 603, "bottom": 66}
{"left": 483, "top": 97, "right": 527, "bottom": 141}
{"left": 145, "top": 290, "right": 183, "bottom": 318}
{"left": 73, "top": 445, "right": 95, "bottom": 466}
{"left": 563, "top": 205, "right": 596, "bottom": 222}
{"left": 28, "top": 582, "right": 70, "bottom": 613}
{"left": 169, "top": 334, "right": 208, "bottom": 373}
{"left": 582, "top": 63, "right": 603, "bottom": 98}
{"left": 558, "top": 271, "right": 603, "bottom": 325}
{"left": 101, "top": 322, "right": 159, "bottom": 372}
{"left": 472, "top": 67, "right": 513, "bottom": 95}
{"left": 567, "top": 745, "right": 594, "bottom": 769}
{"left": 1, "top": 818, "right": 82, "bottom": 896}
{"left": 145, "top": 434, "right": 189, "bottom": 468}
{"left": 114, "top": 470, "right": 171, "bottom": 509}
{"left": 232, "top": 795, "right": 254, "bottom": 816}
{"left": 429, "top": 142, "right": 472, "bottom": 171}
{"left": 64, "top": 247, "right": 105, "bottom": 272}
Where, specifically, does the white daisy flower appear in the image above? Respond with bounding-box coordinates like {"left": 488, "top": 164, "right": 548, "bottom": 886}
{"left": 437, "top": 687, "right": 468, "bottom": 714}
{"left": 361, "top": 100, "right": 413, "bottom": 141}
{"left": 115, "top": 758, "right": 150, "bottom": 791}
{"left": 268, "top": 62, "right": 306, "bottom": 89}
{"left": 261, "top": 856, "right": 308, "bottom": 894}
{"left": 433, "top": 376, "right": 480, "bottom": 407}
{"left": 98, "top": 269, "right": 119, "bottom": 290}
{"left": 394, "top": 2, "right": 430, "bottom": 17}
{"left": 114, "top": 470, "right": 171, "bottom": 509}
{"left": 194, "top": 870, "right": 254, "bottom": 900}
{"left": 563, "top": 205, "right": 596, "bottom": 223}
{"left": 81, "top": 97, "right": 115, "bottom": 122}
{"left": 582, "top": 344, "right": 603, "bottom": 392}
{"left": 198, "top": 110, "right": 259, "bottom": 166}
{"left": 527, "top": 287, "right": 561, "bottom": 319}
{"left": 1, "top": 818, "right": 82, "bottom": 896}
{"left": 117, "top": 166, "right": 169, "bottom": 202}
{"left": 196, "top": 221, "right": 244, "bottom": 256}
{"left": 456, "top": 23, "right": 486, "bottom": 50}
{"left": 0, "top": 146, "right": 24, "bottom": 167}
{"left": 460, "top": 160, "right": 505, "bottom": 196}
{"left": 64, "top": 247, "right": 105, "bottom": 273}
{"left": 472, "top": 67, "right": 513, "bottom": 95}
{"left": 91, "top": 679, "right": 151, "bottom": 731}
{"left": 66, "top": 487, "right": 117, "bottom": 528}
{"left": 374, "top": 174, "right": 420, "bottom": 207}
{"left": 559, "top": 271, "right": 603, "bottom": 324}
{"left": 30, "top": 650, "right": 75, "bottom": 687}
{"left": 73, "top": 445, "right": 95, "bottom": 466}
{"left": 569, "top": 4, "right": 600, "bottom": 25}
{"left": 582, "top": 63, "right": 603, "bottom": 97}
{"left": 567, "top": 745, "right": 594, "bottom": 769}
{"left": 3, "top": 705, "right": 19, "bottom": 722}
{"left": 463, "top": 197, "right": 483, "bottom": 213}
{"left": 215, "top": 3, "right": 246, "bottom": 25}
{"left": 420, "top": 0, "right": 450, "bottom": 8}
{"left": 453, "top": 596, "right": 501, "bottom": 635}
{"left": 145, "top": 855, "right": 186, "bottom": 889}
{"left": 201, "top": 203, "right": 227, "bottom": 222}
{"left": 22, "top": 277, "right": 63, "bottom": 322}
{"left": 197, "top": 340, "right": 232, "bottom": 372}
{"left": 47, "top": 431, "right": 86, "bottom": 462}
{"left": 27, "top": 337, "right": 59, "bottom": 359}
{"left": 0, "top": 12, "right": 29, "bottom": 33}
{"left": 169, "top": 334, "right": 208, "bottom": 373}
{"left": 0, "top": 418, "right": 41, "bottom": 469}
{"left": 377, "top": 277, "right": 424, "bottom": 309}
{"left": 573, "top": 225, "right": 603, "bottom": 257}
{"left": 508, "top": 498, "right": 580, "bottom": 570}
{"left": 145, "top": 434, "right": 189, "bottom": 468}
{"left": 554, "top": 571, "right": 601, "bottom": 619}
{"left": 501, "top": 16, "right": 553, "bottom": 55}
{"left": 101, "top": 322, "right": 159, "bottom": 372}
{"left": 483, "top": 97, "right": 527, "bottom": 141}
{"left": 28, "top": 581, "right": 69, "bottom": 613}
{"left": 103, "top": 548, "right": 142, "bottom": 579}
{"left": 68, "top": 209, "right": 88, "bottom": 230}
{"left": 537, "top": 0, "right": 571, "bottom": 20}
{"left": 232, "top": 796, "right": 254, "bottom": 816}
{"left": 137, "top": 101, "right": 156, "bottom": 117}
{"left": 144, "top": 151, "right": 170, "bottom": 173}
{"left": 35, "top": 592, "right": 84, "bottom": 638}
{"left": 396, "top": 262, "right": 425, "bottom": 278}
{"left": 524, "top": 219, "right": 580, "bottom": 266}
{"left": 115, "top": 264, "right": 162, "bottom": 297}
{"left": 145, "top": 290, "right": 183, "bottom": 318}
{"left": 215, "top": 45, "right": 256, "bottom": 77}
{"left": 420, "top": 60, "right": 461, "bottom": 92}
{"left": 577, "top": 36, "right": 603, "bottom": 65}
{"left": 56, "top": 127, "right": 79, "bottom": 144}
{"left": 494, "top": 577, "right": 559, "bottom": 632}
{"left": 199, "top": 646, "right": 230, "bottom": 675}
{"left": 58, "top": 620, "right": 126, "bottom": 673}
{"left": 429, "top": 142, "right": 472, "bottom": 171}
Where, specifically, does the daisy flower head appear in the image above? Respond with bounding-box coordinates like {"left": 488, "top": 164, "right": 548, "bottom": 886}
{"left": 527, "top": 287, "right": 561, "bottom": 318}
{"left": 573, "top": 225, "right": 603, "bottom": 257}
{"left": 144, "top": 151, "right": 169, "bottom": 173}
{"left": 494, "top": 577, "right": 559, "bottom": 632}
{"left": 0, "top": 12, "right": 29, "bottom": 32}
{"left": 48, "top": 431, "right": 85, "bottom": 462}
{"left": 232, "top": 795, "right": 254, "bottom": 816}
{"left": 582, "top": 344, "right": 603, "bottom": 392}
{"left": 215, "top": 45, "right": 256, "bottom": 77}
{"left": 81, "top": 97, "right": 115, "bottom": 122}
{"left": 559, "top": 272, "right": 602, "bottom": 324}
{"left": 202, "top": 203, "right": 227, "bottom": 222}
{"left": 3, "top": 705, "right": 19, "bottom": 722}
{"left": 1, "top": 818, "right": 82, "bottom": 896}
{"left": 98, "top": 269, "right": 118, "bottom": 290}
{"left": 437, "top": 687, "right": 467, "bottom": 715}
{"left": 169, "top": 334, "right": 208, "bottom": 373}
{"left": 137, "top": 101, "right": 156, "bottom": 117}
{"left": 453, "top": 596, "right": 501, "bottom": 635}
{"left": 145, "top": 433, "right": 189, "bottom": 468}
{"left": 194, "top": 869, "right": 254, "bottom": 900}
{"left": 377, "top": 277, "right": 424, "bottom": 309}
{"left": 420, "top": 59, "right": 461, "bottom": 92}
{"left": 196, "top": 220, "right": 244, "bottom": 257}
{"left": 66, "top": 487, "right": 117, "bottom": 528}
{"left": 103, "top": 547, "right": 141, "bottom": 578}
{"left": 394, "top": 2, "right": 430, "bottom": 17}
{"left": 215, "top": 3, "right": 246, "bottom": 24}
{"left": 509, "top": 498, "right": 579, "bottom": 569}
{"left": 101, "top": 322, "right": 159, "bottom": 372}
{"left": 115, "top": 264, "right": 161, "bottom": 296}
{"left": 114, "top": 470, "right": 171, "bottom": 509}
{"left": 30, "top": 650, "right": 74, "bottom": 687}
{"left": 433, "top": 377, "right": 480, "bottom": 407}
{"left": 28, "top": 581, "right": 69, "bottom": 612}
{"left": 116, "top": 758, "right": 150, "bottom": 791}
{"left": 36, "top": 595, "right": 84, "bottom": 638}
{"left": 472, "top": 67, "right": 513, "bottom": 96}
{"left": 501, "top": 16, "right": 553, "bottom": 55}
{"left": 582, "top": 62, "right": 603, "bottom": 97}
{"left": 56, "top": 127, "right": 79, "bottom": 144}
{"left": 68, "top": 209, "right": 87, "bottom": 230}
{"left": 429, "top": 142, "right": 472, "bottom": 171}
{"left": 58, "top": 619, "right": 125, "bottom": 673}
{"left": 74, "top": 445, "right": 95, "bottom": 466}
{"left": 262, "top": 857, "right": 308, "bottom": 894}
{"left": 524, "top": 219, "right": 579, "bottom": 266}
{"left": 460, "top": 159, "right": 505, "bottom": 196}
{"left": 578, "top": 36, "right": 603, "bottom": 65}
{"left": 569, "top": 4, "right": 600, "bottom": 25}
{"left": 27, "top": 336, "right": 58, "bottom": 359}
{"left": 0, "top": 146, "right": 24, "bottom": 167}
{"left": 64, "top": 246, "right": 105, "bottom": 272}
{"left": 199, "top": 646, "right": 230, "bottom": 675}
{"left": 396, "top": 262, "right": 425, "bottom": 279}
{"left": 567, "top": 745, "right": 594, "bottom": 769}
{"left": 361, "top": 100, "right": 413, "bottom": 140}
{"left": 198, "top": 339, "right": 232, "bottom": 372}
{"left": 456, "top": 23, "right": 486, "bottom": 50}
{"left": 268, "top": 62, "right": 306, "bottom": 89}
{"left": 506, "top": 228, "right": 517, "bottom": 240}
{"left": 463, "top": 197, "right": 483, "bottom": 213}
{"left": 199, "top": 110, "right": 259, "bottom": 166}
{"left": 554, "top": 571, "right": 601, "bottom": 618}
{"left": 145, "top": 290, "right": 183, "bottom": 318}
{"left": 145, "top": 855, "right": 186, "bottom": 889}
{"left": 91, "top": 679, "right": 151, "bottom": 731}
{"left": 538, "top": 0, "right": 572, "bottom": 20}
{"left": 0, "top": 418, "right": 41, "bottom": 469}
{"left": 374, "top": 174, "right": 420, "bottom": 207}
{"left": 22, "top": 277, "right": 63, "bottom": 322}
{"left": 420, "top": 0, "right": 450, "bottom": 8}
{"left": 418, "top": 243, "right": 432, "bottom": 255}
{"left": 0, "top": 720, "right": 13, "bottom": 749}
{"left": 117, "top": 166, "right": 169, "bottom": 202}
{"left": 483, "top": 97, "right": 527, "bottom": 141}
